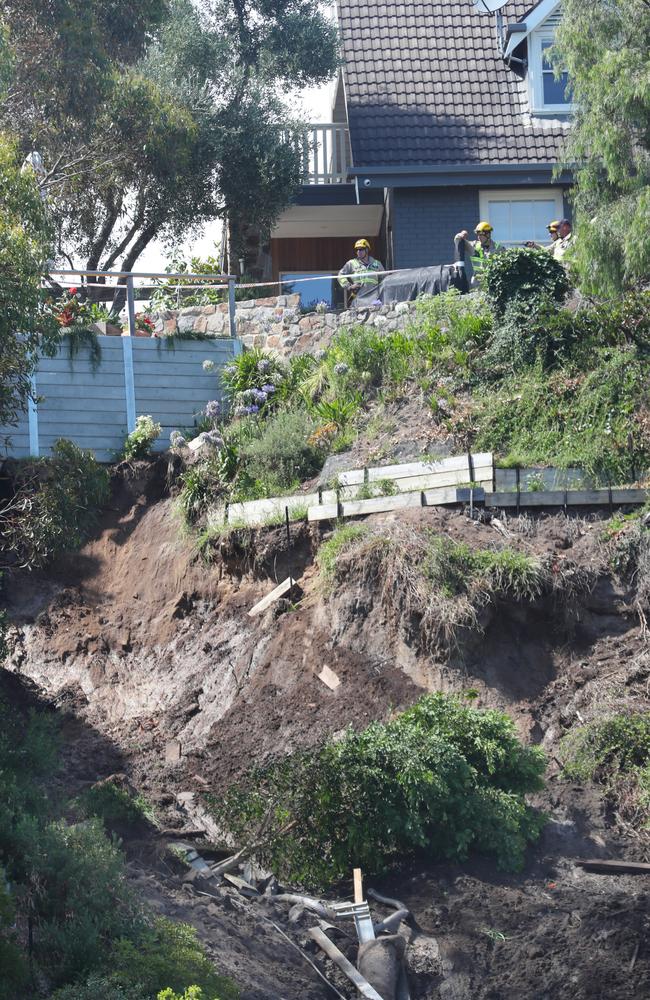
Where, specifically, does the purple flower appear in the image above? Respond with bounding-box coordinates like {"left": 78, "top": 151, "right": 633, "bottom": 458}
{"left": 334, "top": 362, "right": 349, "bottom": 376}
{"left": 257, "top": 358, "right": 272, "bottom": 373}
{"left": 247, "top": 404, "right": 260, "bottom": 414}
{"left": 224, "top": 364, "right": 237, "bottom": 378}
{"left": 261, "top": 383, "right": 275, "bottom": 394}
{"left": 234, "top": 405, "right": 248, "bottom": 418}
{"left": 204, "top": 399, "right": 221, "bottom": 419}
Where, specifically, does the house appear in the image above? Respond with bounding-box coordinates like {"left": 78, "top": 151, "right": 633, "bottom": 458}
{"left": 270, "top": 0, "right": 573, "bottom": 304}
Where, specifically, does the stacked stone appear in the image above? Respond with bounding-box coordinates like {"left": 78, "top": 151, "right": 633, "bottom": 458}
{"left": 152, "top": 295, "right": 416, "bottom": 358}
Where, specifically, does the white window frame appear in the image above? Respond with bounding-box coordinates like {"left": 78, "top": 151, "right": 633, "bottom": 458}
{"left": 528, "top": 30, "right": 575, "bottom": 115}
{"left": 479, "top": 188, "right": 565, "bottom": 247}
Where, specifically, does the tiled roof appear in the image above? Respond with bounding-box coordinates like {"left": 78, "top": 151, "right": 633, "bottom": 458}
{"left": 337, "top": 0, "right": 568, "bottom": 167}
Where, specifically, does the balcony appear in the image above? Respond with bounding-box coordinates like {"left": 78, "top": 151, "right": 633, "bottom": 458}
{"left": 300, "top": 123, "right": 352, "bottom": 184}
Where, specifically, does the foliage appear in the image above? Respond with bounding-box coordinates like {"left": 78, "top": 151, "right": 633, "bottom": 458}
{"left": 414, "top": 289, "right": 493, "bottom": 353}
{"left": 475, "top": 347, "right": 650, "bottom": 482}
{"left": 560, "top": 713, "right": 650, "bottom": 830}
{"left": 220, "top": 349, "right": 287, "bottom": 415}
{"left": 481, "top": 248, "right": 572, "bottom": 317}
{"left": 177, "top": 460, "right": 226, "bottom": 526}
{"left": 0, "top": 440, "right": 110, "bottom": 569}
{"left": 0, "top": 135, "right": 58, "bottom": 430}
{"left": 158, "top": 989, "right": 207, "bottom": 1000}
{"left": 79, "top": 779, "right": 155, "bottom": 834}
{"left": 123, "top": 415, "right": 162, "bottom": 461}
{"left": 51, "top": 978, "right": 147, "bottom": 1000}
{"left": 317, "top": 524, "right": 369, "bottom": 581}
{"left": 1, "top": 0, "right": 337, "bottom": 287}
{"left": 553, "top": 0, "right": 650, "bottom": 293}
{"left": 237, "top": 408, "right": 323, "bottom": 495}
{"left": 0, "top": 688, "right": 237, "bottom": 998}
{"left": 214, "top": 693, "right": 545, "bottom": 887}
{"left": 111, "top": 918, "right": 238, "bottom": 1000}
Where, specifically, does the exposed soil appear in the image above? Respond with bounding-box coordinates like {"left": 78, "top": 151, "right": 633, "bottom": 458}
{"left": 3, "top": 460, "right": 650, "bottom": 999}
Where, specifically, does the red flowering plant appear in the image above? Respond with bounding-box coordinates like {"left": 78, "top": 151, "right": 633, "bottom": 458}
{"left": 52, "top": 287, "right": 83, "bottom": 327}
{"left": 135, "top": 312, "right": 156, "bottom": 335}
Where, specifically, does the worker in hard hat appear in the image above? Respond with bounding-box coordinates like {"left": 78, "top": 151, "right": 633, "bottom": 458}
{"left": 454, "top": 222, "right": 503, "bottom": 286}
{"left": 526, "top": 220, "right": 561, "bottom": 251}
{"left": 338, "top": 239, "right": 384, "bottom": 300}
{"left": 551, "top": 219, "right": 573, "bottom": 261}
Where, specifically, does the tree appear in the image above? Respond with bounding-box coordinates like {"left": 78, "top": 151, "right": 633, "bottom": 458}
{"left": 0, "top": 0, "right": 338, "bottom": 294}
{"left": 0, "top": 134, "right": 58, "bottom": 429}
{"left": 554, "top": 0, "right": 650, "bottom": 293}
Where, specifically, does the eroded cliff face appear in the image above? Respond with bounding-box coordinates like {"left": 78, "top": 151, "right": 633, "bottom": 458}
{"left": 3, "top": 464, "right": 650, "bottom": 999}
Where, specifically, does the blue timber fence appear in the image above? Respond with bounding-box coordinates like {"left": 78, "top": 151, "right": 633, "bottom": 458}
{"left": 0, "top": 334, "right": 241, "bottom": 462}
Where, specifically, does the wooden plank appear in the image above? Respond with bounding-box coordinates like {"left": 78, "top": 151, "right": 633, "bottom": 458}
{"left": 486, "top": 489, "right": 649, "bottom": 508}
{"left": 308, "top": 503, "right": 339, "bottom": 523}
{"left": 248, "top": 577, "right": 295, "bottom": 616}
{"left": 308, "top": 928, "right": 384, "bottom": 1000}
{"left": 341, "top": 491, "right": 423, "bottom": 518}
{"left": 228, "top": 493, "right": 320, "bottom": 526}
{"left": 36, "top": 395, "right": 129, "bottom": 414}
{"left": 366, "top": 452, "right": 492, "bottom": 483}
{"left": 353, "top": 868, "right": 363, "bottom": 904}
{"left": 318, "top": 665, "right": 341, "bottom": 690}
{"left": 495, "top": 467, "right": 588, "bottom": 491}
{"left": 35, "top": 383, "right": 127, "bottom": 399}
{"left": 576, "top": 859, "right": 650, "bottom": 876}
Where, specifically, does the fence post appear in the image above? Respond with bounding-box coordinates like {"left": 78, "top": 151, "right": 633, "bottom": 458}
{"left": 122, "top": 275, "right": 137, "bottom": 434}
{"left": 228, "top": 277, "right": 236, "bottom": 339}
{"left": 28, "top": 373, "right": 39, "bottom": 457}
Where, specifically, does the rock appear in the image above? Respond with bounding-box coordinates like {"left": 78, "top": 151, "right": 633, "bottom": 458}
{"left": 316, "top": 452, "right": 358, "bottom": 488}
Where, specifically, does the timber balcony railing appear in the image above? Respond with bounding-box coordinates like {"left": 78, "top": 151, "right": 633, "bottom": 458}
{"left": 300, "top": 123, "right": 352, "bottom": 184}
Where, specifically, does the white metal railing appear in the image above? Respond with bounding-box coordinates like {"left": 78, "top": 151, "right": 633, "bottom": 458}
{"left": 301, "top": 123, "right": 352, "bottom": 184}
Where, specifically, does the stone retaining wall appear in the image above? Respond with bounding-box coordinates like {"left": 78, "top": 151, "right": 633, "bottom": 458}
{"left": 152, "top": 294, "right": 417, "bottom": 357}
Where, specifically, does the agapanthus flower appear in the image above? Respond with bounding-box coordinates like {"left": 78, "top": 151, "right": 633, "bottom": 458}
{"left": 202, "top": 359, "right": 216, "bottom": 373}
{"left": 315, "top": 300, "right": 328, "bottom": 314}
{"left": 170, "top": 430, "right": 186, "bottom": 448}
{"left": 315, "top": 349, "right": 327, "bottom": 361}
{"left": 204, "top": 429, "right": 224, "bottom": 448}
{"left": 224, "top": 365, "right": 237, "bottom": 377}
{"left": 334, "top": 362, "right": 349, "bottom": 376}
{"left": 261, "top": 384, "right": 275, "bottom": 394}
{"left": 257, "top": 358, "right": 272, "bottom": 373}
{"left": 204, "top": 399, "right": 220, "bottom": 419}
{"left": 234, "top": 405, "right": 248, "bottom": 418}
{"left": 247, "top": 404, "right": 260, "bottom": 414}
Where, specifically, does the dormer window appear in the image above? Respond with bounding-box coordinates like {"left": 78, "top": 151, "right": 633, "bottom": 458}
{"left": 504, "top": 0, "right": 575, "bottom": 118}
{"left": 529, "top": 32, "right": 573, "bottom": 115}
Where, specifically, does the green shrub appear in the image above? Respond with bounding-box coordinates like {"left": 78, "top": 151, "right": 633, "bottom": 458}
{"left": 80, "top": 779, "right": 155, "bottom": 833}
{"left": 110, "top": 917, "right": 238, "bottom": 1000}
{"left": 177, "top": 460, "right": 225, "bottom": 526}
{"left": 238, "top": 408, "right": 323, "bottom": 494}
{"left": 214, "top": 693, "right": 545, "bottom": 887}
{"left": 316, "top": 524, "right": 369, "bottom": 582}
{"left": 51, "top": 976, "right": 147, "bottom": 1000}
{"left": 560, "top": 713, "right": 650, "bottom": 831}
{"left": 415, "top": 288, "right": 493, "bottom": 353}
{"left": 123, "top": 415, "right": 162, "bottom": 461}
{"left": 318, "top": 522, "right": 547, "bottom": 650}
{"left": 474, "top": 347, "right": 650, "bottom": 482}
{"left": 0, "top": 439, "right": 110, "bottom": 568}
{"left": 158, "top": 989, "right": 207, "bottom": 1000}
{"left": 481, "top": 247, "right": 572, "bottom": 316}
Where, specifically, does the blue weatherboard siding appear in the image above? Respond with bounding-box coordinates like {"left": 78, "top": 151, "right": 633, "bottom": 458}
{"left": 392, "top": 187, "right": 480, "bottom": 269}
{"left": 0, "top": 335, "right": 239, "bottom": 461}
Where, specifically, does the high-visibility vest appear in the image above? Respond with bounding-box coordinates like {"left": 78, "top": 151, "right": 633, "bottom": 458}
{"left": 470, "top": 240, "right": 500, "bottom": 275}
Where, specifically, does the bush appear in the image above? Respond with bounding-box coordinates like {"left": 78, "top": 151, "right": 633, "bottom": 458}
{"left": 0, "top": 439, "right": 110, "bottom": 569}
{"left": 475, "top": 346, "right": 650, "bottom": 482}
{"left": 481, "top": 247, "right": 572, "bottom": 316}
{"left": 415, "top": 288, "right": 493, "bottom": 354}
{"left": 80, "top": 778, "right": 155, "bottom": 834}
{"left": 560, "top": 713, "right": 650, "bottom": 830}
{"left": 51, "top": 976, "right": 147, "bottom": 1000}
{"left": 110, "top": 917, "right": 238, "bottom": 1000}
{"left": 123, "top": 415, "right": 162, "bottom": 460}
{"left": 317, "top": 522, "right": 547, "bottom": 651}
{"left": 177, "top": 459, "right": 226, "bottom": 526}
{"left": 214, "top": 693, "right": 545, "bottom": 887}
{"left": 238, "top": 408, "right": 323, "bottom": 494}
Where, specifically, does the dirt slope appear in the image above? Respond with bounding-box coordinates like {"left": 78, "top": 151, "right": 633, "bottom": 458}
{"left": 3, "top": 462, "right": 650, "bottom": 999}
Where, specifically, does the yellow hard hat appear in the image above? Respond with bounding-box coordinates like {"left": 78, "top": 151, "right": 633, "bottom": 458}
{"left": 474, "top": 221, "right": 493, "bottom": 234}
{"left": 547, "top": 220, "right": 560, "bottom": 232}
{"left": 354, "top": 238, "right": 371, "bottom": 250}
